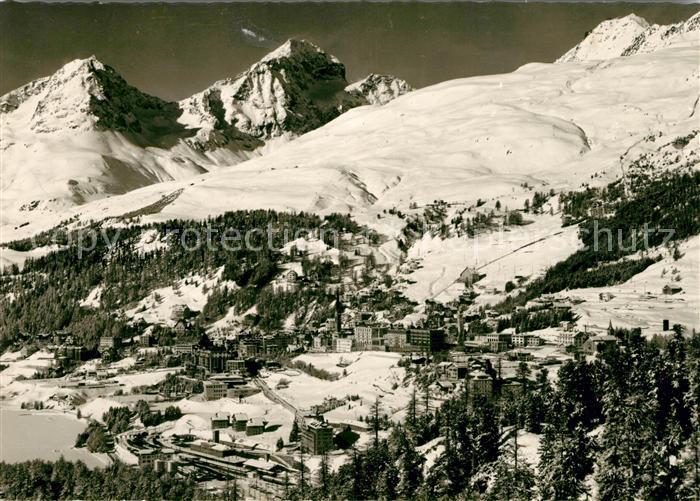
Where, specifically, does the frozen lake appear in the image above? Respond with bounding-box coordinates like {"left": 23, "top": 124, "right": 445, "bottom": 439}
{"left": 0, "top": 407, "right": 111, "bottom": 467}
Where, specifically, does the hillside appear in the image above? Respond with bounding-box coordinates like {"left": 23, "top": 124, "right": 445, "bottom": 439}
{"left": 1, "top": 12, "right": 698, "bottom": 324}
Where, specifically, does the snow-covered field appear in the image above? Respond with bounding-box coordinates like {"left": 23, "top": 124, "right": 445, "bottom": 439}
{"left": 79, "top": 397, "right": 127, "bottom": 421}
{"left": 159, "top": 392, "right": 296, "bottom": 451}
{"left": 0, "top": 350, "right": 176, "bottom": 412}
{"left": 0, "top": 408, "right": 111, "bottom": 467}
{"left": 112, "top": 368, "right": 179, "bottom": 392}
{"left": 0, "top": 244, "right": 66, "bottom": 271}
{"left": 560, "top": 236, "right": 700, "bottom": 332}
{"left": 0, "top": 350, "right": 56, "bottom": 385}
{"left": 400, "top": 213, "right": 581, "bottom": 303}
{"left": 263, "top": 351, "right": 412, "bottom": 422}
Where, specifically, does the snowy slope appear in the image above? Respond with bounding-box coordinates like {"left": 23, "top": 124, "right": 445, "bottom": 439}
{"left": 123, "top": 266, "right": 237, "bottom": 327}
{"left": 558, "top": 236, "right": 700, "bottom": 332}
{"left": 558, "top": 11, "right": 700, "bottom": 62}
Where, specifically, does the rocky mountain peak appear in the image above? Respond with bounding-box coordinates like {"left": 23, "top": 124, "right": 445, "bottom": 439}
{"left": 1, "top": 56, "right": 191, "bottom": 147}
{"left": 556, "top": 14, "right": 650, "bottom": 63}
{"left": 557, "top": 11, "right": 700, "bottom": 63}
{"left": 260, "top": 38, "right": 339, "bottom": 65}
{"left": 0, "top": 56, "right": 106, "bottom": 128}
{"left": 178, "top": 39, "right": 410, "bottom": 150}
{"left": 345, "top": 74, "right": 413, "bottom": 106}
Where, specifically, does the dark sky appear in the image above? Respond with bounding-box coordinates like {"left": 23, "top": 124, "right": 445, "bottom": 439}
{"left": 1, "top": 2, "right": 697, "bottom": 101}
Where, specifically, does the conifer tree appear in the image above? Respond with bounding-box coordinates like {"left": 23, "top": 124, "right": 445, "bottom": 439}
{"left": 537, "top": 423, "right": 591, "bottom": 500}
{"left": 317, "top": 452, "right": 331, "bottom": 499}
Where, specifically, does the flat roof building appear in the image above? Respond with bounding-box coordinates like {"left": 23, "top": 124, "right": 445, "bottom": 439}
{"left": 203, "top": 381, "right": 227, "bottom": 401}
{"left": 301, "top": 420, "right": 334, "bottom": 455}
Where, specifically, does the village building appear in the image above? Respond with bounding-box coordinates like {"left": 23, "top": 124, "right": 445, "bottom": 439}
{"left": 312, "top": 335, "right": 330, "bottom": 352}
{"left": 246, "top": 417, "right": 266, "bottom": 436}
{"left": 408, "top": 328, "right": 446, "bottom": 353}
{"left": 56, "top": 344, "right": 86, "bottom": 361}
{"left": 172, "top": 343, "right": 197, "bottom": 355}
{"left": 334, "top": 337, "right": 353, "bottom": 352}
{"left": 189, "top": 440, "right": 234, "bottom": 458}
{"left": 508, "top": 349, "right": 534, "bottom": 362}
{"left": 139, "top": 332, "right": 153, "bottom": 347}
{"left": 137, "top": 449, "right": 173, "bottom": 468}
{"left": 239, "top": 339, "right": 262, "bottom": 358}
{"left": 233, "top": 413, "right": 248, "bottom": 432}
{"left": 225, "top": 359, "right": 246, "bottom": 373}
{"left": 662, "top": 284, "right": 683, "bottom": 295}
{"left": 301, "top": 420, "right": 334, "bottom": 454}
{"left": 196, "top": 349, "right": 235, "bottom": 373}
{"left": 203, "top": 380, "right": 227, "bottom": 401}
{"left": 273, "top": 269, "right": 300, "bottom": 293}
{"left": 385, "top": 329, "right": 410, "bottom": 350}
{"left": 572, "top": 331, "right": 589, "bottom": 351}
{"left": 210, "top": 413, "right": 230, "bottom": 429}
{"left": 468, "top": 371, "right": 493, "bottom": 399}
{"left": 487, "top": 332, "right": 512, "bottom": 352}
{"left": 558, "top": 330, "right": 576, "bottom": 347}
{"left": 243, "top": 458, "right": 285, "bottom": 477}
{"left": 98, "top": 336, "right": 119, "bottom": 354}
{"left": 460, "top": 267, "right": 481, "bottom": 286}
{"left": 447, "top": 362, "right": 470, "bottom": 381}
{"left": 353, "top": 324, "right": 387, "bottom": 350}
{"left": 512, "top": 332, "right": 543, "bottom": 347}
{"left": 582, "top": 335, "right": 619, "bottom": 355}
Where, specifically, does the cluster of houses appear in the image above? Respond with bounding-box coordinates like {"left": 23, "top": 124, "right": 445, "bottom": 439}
{"left": 207, "top": 412, "right": 268, "bottom": 437}
{"left": 168, "top": 331, "right": 295, "bottom": 374}
{"left": 199, "top": 411, "right": 333, "bottom": 456}
{"left": 430, "top": 353, "right": 525, "bottom": 400}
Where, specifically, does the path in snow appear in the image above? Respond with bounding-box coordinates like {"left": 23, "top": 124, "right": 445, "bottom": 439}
{"left": 429, "top": 229, "right": 565, "bottom": 300}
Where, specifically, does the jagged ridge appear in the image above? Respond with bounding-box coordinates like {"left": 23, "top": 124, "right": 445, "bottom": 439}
{"left": 178, "top": 39, "right": 412, "bottom": 150}
{"left": 557, "top": 11, "right": 700, "bottom": 63}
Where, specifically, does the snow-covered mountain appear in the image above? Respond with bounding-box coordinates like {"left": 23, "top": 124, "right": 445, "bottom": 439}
{"left": 178, "top": 39, "right": 411, "bottom": 150}
{"left": 345, "top": 74, "right": 413, "bottom": 106}
{"left": 3, "top": 10, "right": 696, "bottom": 246}
{"left": 557, "top": 11, "right": 700, "bottom": 63}
{"left": 0, "top": 56, "right": 220, "bottom": 218}
{"left": 0, "top": 40, "right": 409, "bottom": 227}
